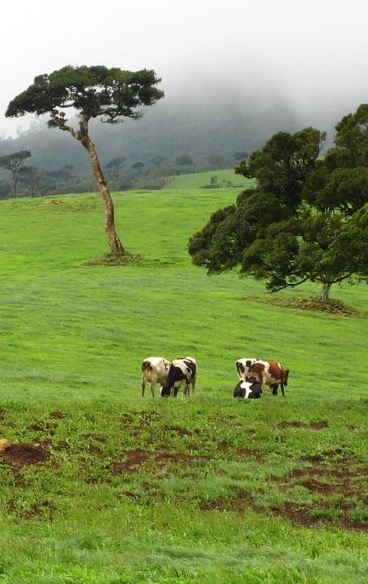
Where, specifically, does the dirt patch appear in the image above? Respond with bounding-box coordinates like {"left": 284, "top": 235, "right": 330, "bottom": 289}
{"left": 111, "top": 447, "right": 210, "bottom": 476}
{"left": 292, "top": 298, "right": 359, "bottom": 316}
{"left": 82, "top": 254, "right": 170, "bottom": 268}
{"left": 163, "top": 425, "right": 194, "bottom": 437}
{"left": 247, "top": 295, "right": 363, "bottom": 317}
{"left": 49, "top": 411, "right": 66, "bottom": 420}
{"left": 268, "top": 449, "right": 368, "bottom": 530}
{"left": 276, "top": 420, "right": 329, "bottom": 430}
{"left": 1, "top": 442, "right": 50, "bottom": 473}
{"left": 112, "top": 449, "right": 150, "bottom": 473}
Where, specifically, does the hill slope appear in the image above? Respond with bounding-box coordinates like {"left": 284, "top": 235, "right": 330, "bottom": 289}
{"left": 0, "top": 189, "right": 367, "bottom": 582}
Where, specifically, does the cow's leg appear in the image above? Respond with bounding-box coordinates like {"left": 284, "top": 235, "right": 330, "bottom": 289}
{"left": 280, "top": 383, "right": 285, "bottom": 397}
{"left": 184, "top": 381, "right": 192, "bottom": 397}
{"left": 191, "top": 376, "right": 196, "bottom": 396}
{"left": 151, "top": 383, "right": 156, "bottom": 398}
{"left": 142, "top": 380, "right": 146, "bottom": 397}
{"left": 271, "top": 383, "right": 278, "bottom": 395}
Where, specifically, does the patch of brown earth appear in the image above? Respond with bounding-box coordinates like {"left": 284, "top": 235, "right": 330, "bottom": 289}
{"left": 276, "top": 420, "right": 329, "bottom": 430}
{"left": 1, "top": 442, "right": 50, "bottom": 473}
{"left": 111, "top": 447, "right": 210, "bottom": 476}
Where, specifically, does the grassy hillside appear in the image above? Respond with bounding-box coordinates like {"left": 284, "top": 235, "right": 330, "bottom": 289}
{"left": 167, "top": 168, "right": 254, "bottom": 190}
{"left": 0, "top": 186, "right": 367, "bottom": 583}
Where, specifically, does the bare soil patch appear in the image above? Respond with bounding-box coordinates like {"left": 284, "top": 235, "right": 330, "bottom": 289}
{"left": 247, "top": 295, "right": 364, "bottom": 317}
{"left": 1, "top": 442, "right": 50, "bottom": 473}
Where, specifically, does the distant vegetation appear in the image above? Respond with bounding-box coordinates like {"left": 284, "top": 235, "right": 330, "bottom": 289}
{"left": 0, "top": 92, "right": 299, "bottom": 198}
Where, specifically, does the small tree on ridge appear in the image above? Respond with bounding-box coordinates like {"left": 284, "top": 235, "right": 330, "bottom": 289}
{"left": 0, "top": 150, "right": 31, "bottom": 198}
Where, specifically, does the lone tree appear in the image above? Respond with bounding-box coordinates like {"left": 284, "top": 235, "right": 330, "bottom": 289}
{"left": 0, "top": 150, "right": 31, "bottom": 198}
{"left": 188, "top": 110, "right": 368, "bottom": 301}
{"left": 18, "top": 165, "right": 41, "bottom": 197}
{"left": 5, "top": 65, "right": 164, "bottom": 254}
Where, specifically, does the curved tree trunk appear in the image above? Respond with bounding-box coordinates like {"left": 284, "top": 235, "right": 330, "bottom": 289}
{"left": 83, "top": 135, "right": 124, "bottom": 255}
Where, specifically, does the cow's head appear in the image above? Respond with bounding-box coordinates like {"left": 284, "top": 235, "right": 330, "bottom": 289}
{"left": 233, "top": 380, "right": 246, "bottom": 398}
{"left": 160, "top": 381, "right": 171, "bottom": 397}
{"left": 250, "top": 382, "right": 262, "bottom": 399}
{"left": 280, "top": 368, "right": 290, "bottom": 386}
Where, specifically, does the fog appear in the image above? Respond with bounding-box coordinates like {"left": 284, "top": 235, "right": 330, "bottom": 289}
{"left": 1, "top": 0, "right": 368, "bottom": 141}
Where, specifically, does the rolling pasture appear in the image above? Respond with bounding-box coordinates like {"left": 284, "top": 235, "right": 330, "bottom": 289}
{"left": 0, "top": 177, "right": 367, "bottom": 583}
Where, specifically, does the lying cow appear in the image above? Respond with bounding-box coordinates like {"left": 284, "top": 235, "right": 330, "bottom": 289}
{"left": 249, "top": 360, "right": 290, "bottom": 396}
{"left": 235, "top": 357, "right": 259, "bottom": 380}
{"left": 161, "top": 356, "right": 197, "bottom": 398}
{"left": 141, "top": 356, "right": 171, "bottom": 397}
{"left": 233, "top": 377, "right": 263, "bottom": 399}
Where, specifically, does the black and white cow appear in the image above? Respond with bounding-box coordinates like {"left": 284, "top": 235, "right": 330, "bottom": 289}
{"left": 233, "top": 377, "right": 263, "bottom": 399}
{"left": 161, "top": 357, "right": 197, "bottom": 397}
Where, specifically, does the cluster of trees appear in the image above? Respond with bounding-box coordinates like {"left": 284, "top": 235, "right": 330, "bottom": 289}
{"left": 0, "top": 148, "right": 235, "bottom": 198}
{"left": 5, "top": 64, "right": 368, "bottom": 300}
{"left": 188, "top": 107, "right": 368, "bottom": 300}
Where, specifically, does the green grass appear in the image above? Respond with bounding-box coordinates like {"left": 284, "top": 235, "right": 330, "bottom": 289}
{"left": 167, "top": 168, "right": 254, "bottom": 190}
{"left": 0, "top": 182, "right": 367, "bottom": 583}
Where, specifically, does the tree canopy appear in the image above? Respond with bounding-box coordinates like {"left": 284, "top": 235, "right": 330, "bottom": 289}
{"left": 0, "top": 150, "right": 31, "bottom": 197}
{"left": 188, "top": 107, "right": 368, "bottom": 300}
{"left": 6, "top": 65, "right": 164, "bottom": 254}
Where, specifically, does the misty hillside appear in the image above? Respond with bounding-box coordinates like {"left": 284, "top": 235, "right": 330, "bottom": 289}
{"left": 0, "top": 94, "right": 301, "bottom": 177}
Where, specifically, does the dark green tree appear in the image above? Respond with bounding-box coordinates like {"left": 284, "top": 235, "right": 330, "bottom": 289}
{"left": 0, "top": 150, "right": 31, "bottom": 197}
{"left": 207, "top": 151, "right": 226, "bottom": 169}
{"left": 175, "top": 153, "right": 194, "bottom": 166}
{"left": 189, "top": 114, "right": 368, "bottom": 300}
{"left": 151, "top": 155, "right": 166, "bottom": 167}
{"left": 5, "top": 65, "right": 164, "bottom": 254}
{"left": 132, "top": 161, "right": 144, "bottom": 174}
{"left": 105, "top": 157, "right": 125, "bottom": 182}
{"left": 18, "top": 165, "right": 41, "bottom": 197}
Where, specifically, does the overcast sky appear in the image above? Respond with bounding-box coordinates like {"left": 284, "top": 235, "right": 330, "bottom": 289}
{"left": 1, "top": 0, "right": 368, "bottom": 138}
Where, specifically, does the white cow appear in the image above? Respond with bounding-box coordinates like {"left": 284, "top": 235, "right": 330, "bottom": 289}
{"left": 235, "top": 358, "right": 259, "bottom": 380}
{"left": 141, "top": 356, "right": 171, "bottom": 397}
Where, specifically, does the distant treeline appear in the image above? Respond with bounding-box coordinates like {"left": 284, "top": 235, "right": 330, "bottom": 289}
{"left": 0, "top": 95, "right": 300, "bottom": 198}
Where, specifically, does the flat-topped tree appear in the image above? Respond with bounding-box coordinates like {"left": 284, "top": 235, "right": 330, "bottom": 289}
{"left": 5, "top": 65, "right": 164, "bottom": 254}
{"left": 0, "top": 150, "right": 31, "bottom": 198}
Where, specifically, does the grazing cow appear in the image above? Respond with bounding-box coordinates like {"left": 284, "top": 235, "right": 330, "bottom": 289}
{"left": 249, "top": 360, "right": 290, "bottom": 396}
{"left": 161, "top": 357, "right": 197, "bottom": 398}
{"left": 141, "top": 356, "right": 171, "bottom": 397}
{"left": 235, "top": 358, "right": 259, "bottom": 380}
{"left": 233, "top": 377, "right": 263, "bottom": 399}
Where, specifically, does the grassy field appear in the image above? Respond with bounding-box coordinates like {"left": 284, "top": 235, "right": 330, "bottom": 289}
{"left": 167, "top": 168, "right": 254, "bottom": 190}
{"left": 0, "top": 180, "right": 367, "bottom": 583}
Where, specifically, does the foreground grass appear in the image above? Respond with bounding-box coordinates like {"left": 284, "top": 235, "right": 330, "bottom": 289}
{"left": 0, "top": 187, "right": 367, "bottom": 582}
{"left": 0, "top": 397, "right": 367, "bottom": 583}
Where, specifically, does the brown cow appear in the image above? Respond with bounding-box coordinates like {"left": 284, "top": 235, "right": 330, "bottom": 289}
{"left": 249, "top": 360, "right": 290, "bottom": 396}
